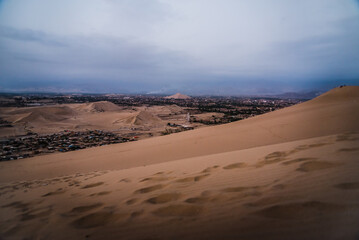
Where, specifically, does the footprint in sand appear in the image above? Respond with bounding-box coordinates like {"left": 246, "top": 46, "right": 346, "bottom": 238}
{"left": 81, "top": 182, "right": 104, "bottom": 189}
{"left": 119, "top": 178, "right": 131, "bottom": 183}
{"left": 255, "top": 201, "right": 346, "bottom": 220}
{"left": 336, "top": 133, "right": 359, "bottom": 142}
{"left": 175, "top": 174, "right": 209, "bottom": 183}
{"left": 42, "top": 188, "right": 66, "bottom": 197}
{"left": 134, "top": 184, "right": 165, "bottom": 194}
{"left": 296, "top": 160, "right": 340, "bottom": 172}
{"left": 89, "top": 191, "right": 111, "bottom": 197}
{"left": 146, "top": 192, "right": 181, "bottom": 204}
{"left": 223, "top": 162, "right": 246, "bottom": 170}
{"left": 185, "top": 191, "right": 219, "bottom": 204}
{"left": 185, "top": 196, "right": 209, "bottom": 204}
{"left": 139, "top": 176, "right": 172, "bottom": 183}
{"left": 21, "top": 206, "right": 52, "bottom": 221}
{"left": 337, "top": 147, "right": 359, "bottom": 152}
{"left": 334, "top": 182, "right": 359, "bottom": 190}
{"left": 222, "top": 186, "right": 261, "bottom": 193}
{"left": 70, "top": 203, "right": 104, "bottom": 214}
{"left": 153, "top": 204, "right": 203, "bottom": 217}
{"left": 201, "top": 165, "right": 220, "bottom": 173}
{"left": 281, "top": 157, "right": 317, "bottom": 166}
{"left": 2, "top": 201, "right": 32, "bottom": 210}
{"left": 131, "top": 210, "right": 144, "bottom": 218}
{"left": 256, "top": 151, "right": 289, "bottom": 167}
{"left": 72, "top": 211, "right": 121, "bottom": 229}
{"left": 126, "top": 198, "right": 138, "bottom": 205}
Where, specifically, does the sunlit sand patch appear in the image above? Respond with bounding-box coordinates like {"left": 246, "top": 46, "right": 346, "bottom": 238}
{"left": 146, "top": 192, "right": 181, "bottom": 204}
{"left": 296, "top": 161, "right": 340, "bottom": 172}
{"left": 152, "top": 204, "right": 203, "bottom": 217}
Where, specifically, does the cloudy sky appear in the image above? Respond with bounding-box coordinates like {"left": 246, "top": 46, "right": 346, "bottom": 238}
{"left": 0, "top": 0, "right": 358, "bottom": 95}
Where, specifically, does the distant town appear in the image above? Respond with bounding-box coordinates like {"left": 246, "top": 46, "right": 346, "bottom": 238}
{"left": 0, "top": 92, "right": 304, "bottom": 161}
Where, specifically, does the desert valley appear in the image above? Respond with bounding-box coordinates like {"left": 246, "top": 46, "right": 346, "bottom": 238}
{"left": 0, "top": 86, "right": 358, "bottom": 240}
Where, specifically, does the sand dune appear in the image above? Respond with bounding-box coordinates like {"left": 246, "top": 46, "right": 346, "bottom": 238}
{"left": 123, "top": 110, "right": 163, "bottom": 126}
{"left": 10, "top": 106, "right": 75, "bottom": 123}
{"left": 76, "top": 101, "right": 121, "bottom": 113}
{"left": 0, "top": 133, "right": 358, "bottom": 239}
{"left": 0, "top": 86, "right": 358, "bottom": 239}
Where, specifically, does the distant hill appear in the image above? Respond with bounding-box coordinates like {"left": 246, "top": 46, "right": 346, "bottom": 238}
{"left": 266, "top": 91, "right": 322, "bottom": 100}
{"left": 164, "top": 93, "right": 191, "bottom": 99}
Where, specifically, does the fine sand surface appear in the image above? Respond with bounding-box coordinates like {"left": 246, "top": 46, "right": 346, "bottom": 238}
{"left": 0, "top": 86, "right": 359, "bottom": 239}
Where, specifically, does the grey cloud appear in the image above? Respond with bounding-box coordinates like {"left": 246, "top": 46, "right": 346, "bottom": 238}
{"left": 0, "top": 25, "right": 67, "bottom": 47}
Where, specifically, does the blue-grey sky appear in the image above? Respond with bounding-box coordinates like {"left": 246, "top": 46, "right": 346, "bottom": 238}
{"left": 0, "top": 0, "right": 358, "bottom": 95}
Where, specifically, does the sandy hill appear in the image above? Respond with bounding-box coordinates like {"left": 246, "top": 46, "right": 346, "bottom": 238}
{"left": 124, "top": 110, "right": 163, "bottom": 126}
{"left": 80, "top": 101, "right": 121, "bottom": 112}
{"left": 10, "top": 105, "right": 75, "bottom": 123}
{"left": 164, "top": 93, "right": 191, "bottom": 99}
{"left": 0, "top": 86, "right": 358, "bottom": 240}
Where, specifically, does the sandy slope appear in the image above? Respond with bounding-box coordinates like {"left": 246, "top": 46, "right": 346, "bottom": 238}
{"left": 0, "top": 86, "right": 359, "bottom": 239}
{"left": 0, "top": 133, "right": 358, "bottom": 240}
{"left": 1, "top": 86, "right": 358, "bottom": 182}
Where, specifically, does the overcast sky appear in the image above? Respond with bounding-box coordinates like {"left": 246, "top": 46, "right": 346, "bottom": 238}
{"left": 0, "top": 0, "right": 358, "bottom": 95}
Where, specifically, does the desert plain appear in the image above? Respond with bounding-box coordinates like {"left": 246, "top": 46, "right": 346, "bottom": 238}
{"left": 0, "top": 86, "right": 358, "bottom": 240}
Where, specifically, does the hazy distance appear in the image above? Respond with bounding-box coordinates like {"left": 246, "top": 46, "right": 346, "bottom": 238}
{"left": 0, "top": 0, "right": 358, "bottom": 95}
